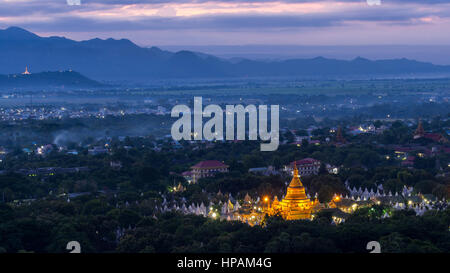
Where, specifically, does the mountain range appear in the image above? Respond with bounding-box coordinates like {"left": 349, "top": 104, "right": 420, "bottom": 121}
{"left": 1, "top": 26, "right": 450, "bottom": 82}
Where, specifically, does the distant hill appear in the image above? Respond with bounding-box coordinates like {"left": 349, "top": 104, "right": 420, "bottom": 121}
{"left": 1, "top": 26, "right": 450, "bottom": 81}
{"left": 0, "top": 70, "right": 104, "bottom": 88}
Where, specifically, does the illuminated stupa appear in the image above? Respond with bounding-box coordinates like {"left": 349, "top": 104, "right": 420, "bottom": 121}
{"left": 22, "top": 66, "right": 31, "bottom": 75}
{"left": 270, "top": 163, "right": 317, "bottom": 220}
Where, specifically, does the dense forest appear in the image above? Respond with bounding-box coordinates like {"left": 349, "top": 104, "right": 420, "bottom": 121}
{"left": 0, "top": 198, "right": 448, "bottom": 253}
{"left": 0, "top": 114, "right": 449, "bottom": 253}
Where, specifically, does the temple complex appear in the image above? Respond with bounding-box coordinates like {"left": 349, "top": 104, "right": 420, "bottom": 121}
{"left": 268, "top": 163, "right": 319, "bottom": 220}
{"left": 413, "top": 119, "right": 448, "bottom": 143}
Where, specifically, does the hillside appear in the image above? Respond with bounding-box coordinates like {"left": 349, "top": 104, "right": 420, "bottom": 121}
{"left": 1, "top": 27, "right": 450, "bottom": 81}
{"left": 0, "top": 70, "right": 104, "bottom": 88}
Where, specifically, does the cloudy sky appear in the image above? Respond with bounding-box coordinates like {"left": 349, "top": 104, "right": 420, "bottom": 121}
{"left": 0, "top": 0, "right": 449, "bottom": 46}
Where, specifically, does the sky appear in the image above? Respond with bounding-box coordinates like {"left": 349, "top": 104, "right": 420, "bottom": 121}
{"left": 0, "top": 0, "right": 449, "bottom": 47}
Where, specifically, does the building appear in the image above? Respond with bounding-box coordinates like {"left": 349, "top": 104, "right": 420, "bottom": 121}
{"left": 22, "top": 66, "right": 31, "bottom": 75}
{"left": 235, "top": 193, "right": 264, "bottom": 226}
{"left": 110, "top": 161, "right": 122, "bottom": 170}
{"left": 414, "top": 119, "right": 448, "bottom": 143}
{"left": 335, "top": 126, "right": 346, "bottom": 144}
{"left": 190, "top": 160, "right": 229, "bottom": 183}
{"left": 413, "top": 120, "right": 425, "bottom": 139}
{"left": 88, "top": 146, "right": 109, "bottom": 155}
{"left": 36, "top": 144, "right": 53, "bottom": 156}
{"left": 248, "top": 166, "right": 278, "bottom": 176}
{"left": 181, "top": 171, "right": 193, "bottom": 184}
{"left": 268, "top": 164, "right": 319, "bottom": 220}
{"left": 284, "top": 158, "right": 321, "bottom": 177}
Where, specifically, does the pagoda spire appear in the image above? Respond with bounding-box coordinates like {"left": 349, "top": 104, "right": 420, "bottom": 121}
{"left": 22, "top": 66, "right": 31, "bottom": 75}
{"left": 268, "top": 159, "right": 312, "bottom": 220}
{"left": 414, "top": 119, "right": 425, "bottom": 139}
{"left": 336, "top": 126, "right": 346, "bottom": 143}
{"left": 289, "top": 161, "right": 303, "bottom": 188}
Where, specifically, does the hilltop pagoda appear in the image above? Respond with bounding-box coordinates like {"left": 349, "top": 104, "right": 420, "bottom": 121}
{"left": 22, "top": 66, "right": 31, "bottom": 75}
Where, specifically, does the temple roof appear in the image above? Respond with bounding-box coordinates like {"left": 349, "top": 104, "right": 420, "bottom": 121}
{"left": 290, "top": 158, "right": 320, "bottom": 166}
{"left": 289, "top": 164, "right": 304, "bottom": 188}
{"left": 191, "top": 160, "right": 228, "bottom": 169}
{"left": 414, "top": 119, "right": 425, "bottom": 136}
{"left": 244, "top": 193, "right": 252, "bottom": 203}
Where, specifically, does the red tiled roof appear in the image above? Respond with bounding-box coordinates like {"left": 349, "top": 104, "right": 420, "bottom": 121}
{"left": 191, "top": 160, "right": 228, "bottom": 169}
{"left": 424, "top": 133, "right": 444, "bottom": 142}
{"left": 402, "top": 161, "right": 414, "bottom": 166}
{"left": 290, "top": 158, "right": 320, "bottom": 166}
{"left": 290, "top": 141, "right": 302, "bottom": 145}
{"left": 394, "top": 147, "right": 415, "bottom": 152}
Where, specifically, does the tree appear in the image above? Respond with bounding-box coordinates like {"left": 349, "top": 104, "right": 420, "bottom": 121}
{"left": 432, "top": 184, "right": 449, "bottom": 200}
{"left": 318, "top": 185, "right": 334, "bottom": 203}
{"left": 318, "top": 163, "right": 328, "bottom": 175}
{"left": 264, "top": 232, "right": 291, "bottom": 253}
{"left": 379, "top": 232, "right": 408, "bottom": 253}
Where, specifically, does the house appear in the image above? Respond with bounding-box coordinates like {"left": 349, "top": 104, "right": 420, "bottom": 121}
{"left": 284, "top": 158, "right": 321, "bottom": 177}
{"left": 401, "top": 156, "right": 415, "bottom": 168}
{"left": 190, "top": 160, "right": 229, "bottom": 183}
{"left": 182, "top": 171, "right": 193, "bottom": 184}
{"left": 66, "top": 150, "right": 78, "bottom": 155}
{"left": 423, "top": 133, "right": 448, "bottom": 143}
{"left": 88, "top": 146, "right": 109, "bottom": 155}
{"left": 248, "top": 166, "right": 279, "bottom": 176}
{"left": 110, "top": 161, "right": 122, "bottom": 169}
{"left": 36, "top": 144, "right": 53, "bottom": 156}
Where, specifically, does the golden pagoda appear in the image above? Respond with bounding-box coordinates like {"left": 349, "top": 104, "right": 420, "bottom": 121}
{"left": 269, "top": 163, "right": 317, "bottom": 220}
{"left": 22, "top": 66, "right": 31, "bottom": 75}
